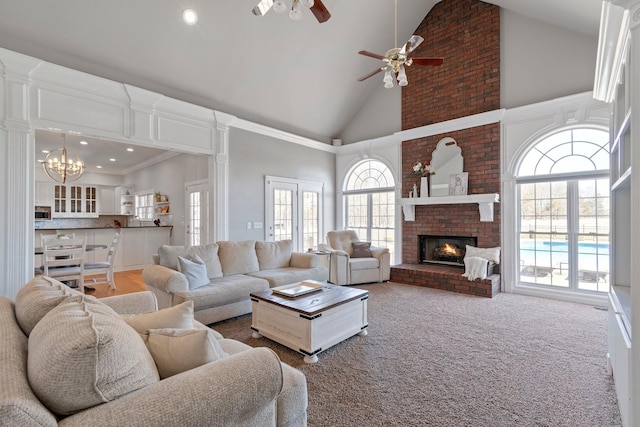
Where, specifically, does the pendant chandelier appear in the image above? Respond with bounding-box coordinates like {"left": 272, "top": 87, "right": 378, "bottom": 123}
{"left": 41, "top": 133, "right": 85, "bottom": 183}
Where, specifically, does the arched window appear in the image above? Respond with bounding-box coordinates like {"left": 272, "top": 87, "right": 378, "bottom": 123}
{"left": 516, "top": 128, "right": 609, "bottom": 293}
{"left": 343, "top": 159, "right": 395, "bottom": 259}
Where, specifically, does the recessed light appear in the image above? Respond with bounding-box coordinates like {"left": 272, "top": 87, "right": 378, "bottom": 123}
{"left": 183, "top": 9, "right": 198, "bottom": 25}
{"left": 80, "top": 140, "right": 88, "bottom": 145}
{"left": 109, "top": 158, "right": 116, "bottom": 162}
{"left": 126, "top": 148, "right": 134, "bottom": 152}
{"left": 96, "top": 165, "right": 103, "bottom": 169}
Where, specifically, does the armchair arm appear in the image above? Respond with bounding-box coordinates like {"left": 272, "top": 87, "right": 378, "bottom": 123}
{"left": 60, "top": 347, "right": 284, "bottom": 427}
{"left": 100, "top": 291, "right": 158, "bottom": 315}
{"left": 289, "top": 252, "right": 318, "bottom": 268}
{"left": 328, "top": 251, "right": 350, "bottom": 285}
{"left": 142, "top": 264, "right": 189, "bottom": 294}
{"left": 370, "top": 246, "right": 391, "bottom": 282}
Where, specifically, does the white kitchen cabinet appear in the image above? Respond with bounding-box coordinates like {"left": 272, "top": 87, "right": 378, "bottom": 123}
{"left": 51, "top": 184, "right": 99, "bottom": 218}
{"left": 119, "top": 186, "right": 134, "bottom": 215}
{"left": 98, "top": 187, "right": 116, "bottom": 214}
{"left": 34, "top": 181, "right": 54, "bottom": 206}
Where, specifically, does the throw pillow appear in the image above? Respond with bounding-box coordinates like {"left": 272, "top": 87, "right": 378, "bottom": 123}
{"left": 15, "top": 275, "right": 83, "bottom": 336}
{"left": 218, "top": 240, "right": 260, "bottom": 276}
{"left": 351, "top": 242, "right": 373, "bottom": 258}
{"left": 123, "top": 300, "right": 195, "bottom": 334}
{"left": 464, "top": 245, "right": 501, "bottom": 264}
{"left": 255, "top": 239, "right": 292, "bottom": 270}
{"left": 144, "top": 328, "right": 227, "bottom": 379}
{"left": 27, "top": 295, "right": 159, "bottom": 416}
{"left": 158, "top": 244, "right": 223, "bottom": 279}
{"left": 177, "top": 254, "right": 210, "bottom": 290}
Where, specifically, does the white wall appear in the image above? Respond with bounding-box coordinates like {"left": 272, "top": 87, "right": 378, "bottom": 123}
{"left": 339, "top": 87, "right": 401, "bottom": 145}
{"left": 500, "top": 9, "right": 598, "bottom": 109}
{"left": 228, "top": 128, "right": 335, "bottom": 243}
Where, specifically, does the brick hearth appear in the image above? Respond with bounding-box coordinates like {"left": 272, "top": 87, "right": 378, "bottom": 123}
{"left": 390, "top": 264, "right": 500, "bottom": 298}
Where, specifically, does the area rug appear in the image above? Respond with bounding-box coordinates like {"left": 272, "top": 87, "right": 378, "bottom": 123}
{"left": 212, "top": 282, "right": 621, "bottom": 427}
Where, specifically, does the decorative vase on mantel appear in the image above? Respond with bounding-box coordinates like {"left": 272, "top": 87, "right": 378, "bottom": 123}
{"left": 420, "top": 176, "right": 430, "bottom": 198}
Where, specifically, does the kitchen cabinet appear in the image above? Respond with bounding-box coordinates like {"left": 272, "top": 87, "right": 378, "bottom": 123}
{"left": 34, "top": 181, "right": 54, "bottom": 206}
{"left": 98, "top": 187, "right": 116, "bottom": 214}
{"left": 51, "top": 184, "right": 99, "bottom": 218}
{"left": 120, "top": 186, "right": 134, "bottom": 215}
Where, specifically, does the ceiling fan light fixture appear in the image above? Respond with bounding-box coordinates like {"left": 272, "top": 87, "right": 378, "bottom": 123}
{"left": 397, "top": 66, "right": 408, "bottom": 86}
{"left": 289, "top": 1, "right": 303, "bottom": 20}
{"left": 301, "top": 0, "right": 314, "bottom": 7}
{"left": 272, "top": 0, "right": 287, "bottom": 13}
{"left": 383, "top": 69, "right": 394, "bottom": 89}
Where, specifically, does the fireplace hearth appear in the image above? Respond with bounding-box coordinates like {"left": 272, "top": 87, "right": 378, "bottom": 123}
{"left": 419, "top": 235, "right": 478, "bottom": 267}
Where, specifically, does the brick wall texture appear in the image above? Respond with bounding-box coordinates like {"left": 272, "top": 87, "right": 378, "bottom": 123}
{"left": 400, "top": 0, "right": 501, "bottom": 265}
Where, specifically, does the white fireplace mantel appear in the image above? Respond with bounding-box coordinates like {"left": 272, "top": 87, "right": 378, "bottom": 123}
{"left": 400, "top": 193, "right": 500, "bottom": 222}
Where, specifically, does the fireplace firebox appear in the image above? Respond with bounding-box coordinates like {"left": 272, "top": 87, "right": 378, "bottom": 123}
{"left": 419, "top": 235, "right": 478, "bottom": 267}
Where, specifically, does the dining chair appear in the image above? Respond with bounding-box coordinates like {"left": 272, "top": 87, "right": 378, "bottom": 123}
{"left": 84, "top": 230, "right": 122, "bottom": 290}
{"left": 42, "top": 236, "right": 87, "bottom": 292}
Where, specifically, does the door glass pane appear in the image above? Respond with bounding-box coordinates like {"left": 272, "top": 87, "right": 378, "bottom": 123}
{"left": 274, "top": 189, "right": 293, "bottom": 242}
{"left": 189, "top": 192, "right": 201, "bottom": 246}
{"left": 577, "top": 178, "right": 610, "bottom": 291}
{"left": 346, "top": 193, "right": 367, "bottom": 240}
{"left": 302, "top": 191, "right": 318, "bottom": 251}
{"left": 371, "top": 191, "right": 395, "bottom": 260}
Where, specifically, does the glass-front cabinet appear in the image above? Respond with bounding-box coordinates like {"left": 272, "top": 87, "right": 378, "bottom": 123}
{"left": 52, "top": 184, "right": 98, "bottom": 218}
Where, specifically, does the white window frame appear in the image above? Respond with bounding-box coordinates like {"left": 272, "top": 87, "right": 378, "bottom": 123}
{"left": 134, "top": 189, "right": 155, "bottom": 222}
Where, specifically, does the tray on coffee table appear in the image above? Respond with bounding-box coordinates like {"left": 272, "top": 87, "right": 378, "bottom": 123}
{"left": 271, "top": 280, "right": 324, "bottom": 298}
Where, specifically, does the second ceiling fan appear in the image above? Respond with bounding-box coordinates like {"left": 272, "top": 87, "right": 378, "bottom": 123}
{"left": 358, "top": 0, "right": 443, "bottom": 87}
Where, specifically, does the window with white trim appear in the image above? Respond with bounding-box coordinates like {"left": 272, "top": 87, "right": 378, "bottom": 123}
{"left": 135, "top": 190, "right": 155, "bottom": 221}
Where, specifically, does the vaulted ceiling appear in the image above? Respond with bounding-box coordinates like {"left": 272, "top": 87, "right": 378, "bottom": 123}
{"left": 0, "top": 0, "right": 602, "bottom": 144}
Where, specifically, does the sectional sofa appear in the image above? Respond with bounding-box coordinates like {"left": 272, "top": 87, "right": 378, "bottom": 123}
{"left": 143, "top": 239, "right": 328, "bottom": 325}
{"left": 1, "top": 276, "right": 308, "bottom": 426}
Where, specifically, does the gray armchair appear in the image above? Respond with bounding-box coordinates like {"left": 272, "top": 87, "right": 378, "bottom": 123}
{"left": 319, "top": 230, "right": 390, "bottom": 285}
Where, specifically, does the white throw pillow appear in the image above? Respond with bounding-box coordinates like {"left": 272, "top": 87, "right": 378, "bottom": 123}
{"left": 465, "top": 245, "right": 500, "bottom": 264}
{"left": 177, "top": 254, "right": 210, "bottom": 289}
{"left": 144, "top": 328, "right": 227, "bottom": 379}
{"left": 28, "top": 295, "right": 159, "bottom": 415}
{"left": 123, "top": 300, "right": 195, "bottom": 334}
{"left": 158, "top": 244, "right": 223, "bottom": 279}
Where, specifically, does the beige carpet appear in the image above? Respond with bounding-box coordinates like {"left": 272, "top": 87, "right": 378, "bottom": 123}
{"left": 212, "top": 282, "right": 621, "bottom": 427}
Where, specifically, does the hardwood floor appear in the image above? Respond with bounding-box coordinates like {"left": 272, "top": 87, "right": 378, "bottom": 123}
{"left": 85, "top": 270, "right": 146, "bottom": 298}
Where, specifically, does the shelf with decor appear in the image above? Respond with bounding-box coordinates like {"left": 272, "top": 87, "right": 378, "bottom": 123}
{"left": 400, "top": 193, "right": 500, "bottom": 222}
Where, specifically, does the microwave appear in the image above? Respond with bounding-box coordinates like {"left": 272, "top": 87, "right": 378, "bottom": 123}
{"left": 35, "top": 206, "right": 52, "bottom": 221}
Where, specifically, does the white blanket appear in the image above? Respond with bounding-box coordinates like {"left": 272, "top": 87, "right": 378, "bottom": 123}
{"left": 462, "top": 256, "right": 488, "bottom": 281}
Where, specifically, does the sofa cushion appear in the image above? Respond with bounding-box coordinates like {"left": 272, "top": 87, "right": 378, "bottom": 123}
{"left": 158, "top": 244, "right": 223, "bottom": 279}
{"left": 144, "top": 328, "right": 227, "bottom": 379}
{"left": 178, "top": 254, "right": 210, "bottom": 289}
{"left": 349, "top": 257, "right": 380, "bottom": 271}
{"left": 15, "top": 275, "right": 82, "bottom": 336}
{"left": 123, "top": 300, "right": 195, "bottom": 333}
{"left": 218, "top": 240, "right": 260, "bottom": 275}
{"left": 256, "top": 240, "right": 292, "bottom": 270}
{"left": 173, "top": 275, "right": 269, "bottom": 310}
{"left": 248, "top": 266, "right": 328, "bottom": 287}
{"left": 27, "top": 295, "right": 159, "bottom": 416}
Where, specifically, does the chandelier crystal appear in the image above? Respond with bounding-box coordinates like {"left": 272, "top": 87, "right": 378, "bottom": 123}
{"left": 41, "top": 134, "right": 85, "bottom": 183}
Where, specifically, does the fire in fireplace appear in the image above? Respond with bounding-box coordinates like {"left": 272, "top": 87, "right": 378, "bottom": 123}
{"left": 419, "top": 235, "right": 478, "bottom": 267}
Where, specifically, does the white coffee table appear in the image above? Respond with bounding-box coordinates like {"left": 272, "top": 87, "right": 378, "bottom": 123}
{"left": 250, "top": 283, "right": 368, "bottom": 363}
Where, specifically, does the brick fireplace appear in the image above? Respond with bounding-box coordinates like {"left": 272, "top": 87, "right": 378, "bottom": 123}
{"left": 390, "top": 0, "right": 501, "bottom": 297}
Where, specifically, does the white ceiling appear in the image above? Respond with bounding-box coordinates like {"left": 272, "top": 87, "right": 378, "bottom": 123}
{"left": 1, "top": 0, "right": 602, "bottom": 169}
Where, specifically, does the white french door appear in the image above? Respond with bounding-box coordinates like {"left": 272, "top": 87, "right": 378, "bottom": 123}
{"left": 185, "top": 181, "right": 209, "bottom": 247}
{"left": 265, "top": 176, "right": 323, "bottom": 252}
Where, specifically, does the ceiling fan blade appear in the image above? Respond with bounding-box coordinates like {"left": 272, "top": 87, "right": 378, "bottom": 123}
{"left": 358, "top": 68, "right": 385, "bottom": 82}
{"left": 401, "top": 35, "right": 424, "bottom": 55}
{"left": 310, "top": 0, "right": 331, "bottom": 23}
{"left": 251, "top": 0, "right": 274, "bottom": 16}
{"left": 411, "top": 57, "right": 444, "bottom": 66}
{"left": 358, "top": 50, "right": 385, "bottom": 60}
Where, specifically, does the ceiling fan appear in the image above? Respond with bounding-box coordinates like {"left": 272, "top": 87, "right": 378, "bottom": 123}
{"left": 252, "top": 0, "right": 331, "bottom": 23}
{"left": 358, "top": 0, "right": 443, "bottom": 87}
